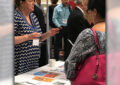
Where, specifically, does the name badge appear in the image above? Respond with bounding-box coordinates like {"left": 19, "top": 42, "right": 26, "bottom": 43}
{"left": 62, "top": 19, "right": 67, "bottom": 24}
{"left": 33, "top": 39, "right": 39, "bottom": 46}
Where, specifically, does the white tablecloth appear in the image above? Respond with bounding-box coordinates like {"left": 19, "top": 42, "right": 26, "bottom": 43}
{"left": 15, "top": 61, "right": 71, "bottom": 85}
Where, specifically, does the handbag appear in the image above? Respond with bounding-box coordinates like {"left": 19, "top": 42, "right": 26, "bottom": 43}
{"left": 72, "top": 29, "right": 106, "bottom": 85}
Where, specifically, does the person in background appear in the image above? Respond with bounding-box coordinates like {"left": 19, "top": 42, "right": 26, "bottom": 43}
{"left": 66, "top": 0, "right": 91, "bottom": 60}
{"left": 65, "top": 0, "right": 105, "bottom": 84}
{"left": 67, "top": 0, "right": 91, "bottom": 44}
{"left": 34, "top": 0, "right": 46, "bottom": 32}
{"left": 52, "top": 0, "right": 71, "bottom": 61}
{"left": 68, "top": 0, "right": 76, "bottom": 10}
{"left": 34, "top": 0, "right": 48, "bottom": 67}
{"left": 49, "top": 0, "right": 58, "bottom": 55}
{"left": 14, "top": 0, "right": 59, "bottom": 75}
{"left": 35, "top": 0, "right": 44, "bottom": 12}
{"left": 49, "top": 0, "right": 58, "bottom": 28}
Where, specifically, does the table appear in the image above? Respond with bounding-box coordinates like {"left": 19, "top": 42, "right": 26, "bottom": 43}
{"left": 15, "top": 61, "right": 71, "bottom": 85}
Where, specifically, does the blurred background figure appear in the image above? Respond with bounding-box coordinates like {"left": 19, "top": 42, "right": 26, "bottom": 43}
{"left": 35, "top": 0, "right": 44, "bottom": 12}
{"left": 34, "top": 0, "right": 46, "bottom": 33}
{"left": 49, "top": 0, "right": 58, "bottom": 28}
{"left": 68, "top": 0, "right": 76, "bottom": 10}
{"left": 49, "top": 0, "right": 59, "bottom": 58}
{"left": 34, "top": 0, "right": 48, "bottom": 67}
{"left": 67, "top": 0, "right": 92, "bottom": 56}
{"left": 14, "top": 0, "right": 59, "bottom": 75}
{"left": 65, "top": 0, "right": 105, "bottom": 84}
{"left": 52, "top": 0, "right": 71, "bottom": 61}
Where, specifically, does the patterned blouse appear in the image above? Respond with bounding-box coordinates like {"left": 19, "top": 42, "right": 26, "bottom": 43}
{"left": 14, "top": 9, "right": 42, "bottom": 75}
{"left": 64, "top": 28, "right": 106, "bottom": 79}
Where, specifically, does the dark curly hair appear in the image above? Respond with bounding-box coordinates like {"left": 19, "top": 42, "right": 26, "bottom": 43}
{"left": 15, "top": 0, "right": 25, "bottom": 8}
{"left": 87, "top": 0, "right": 105, "bottom": 18}
{"left": 51, "top": 0, "right": 58, "bottom": 4}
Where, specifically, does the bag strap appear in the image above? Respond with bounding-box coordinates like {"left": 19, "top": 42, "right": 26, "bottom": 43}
{"left": 91, "top": 28, "right": 100, "bottom": 52}
{"left": 91, "top": 28, "right": 100, "bottom": 80}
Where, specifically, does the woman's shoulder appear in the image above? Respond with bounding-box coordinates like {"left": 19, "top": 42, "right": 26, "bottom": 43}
{"left": 30, "top": 12, "right": 36, "bottom": 17}
{"left": 92, "top": 22, "right": 105, "bottom": 32}
{"left": 77, "top": 28, "right": 93, "bottom": 38}
{"left": 74, "top": 28, "right": 105, "bottom": 54}
{"left": 76, "top": 28, "right": 105, "bottom": 44}
{"left": 14, "top": 10, "right": 22, "bottom": 19}
{"left": 14, "top": 10, "right": 20, "bottom": 15}
{"left": 78, "top": 28, "right": 105, "bottom": 37}
{"left": 74, "top": 28, "right": 94, "bottom": 45}
{"left": 30, "top": 12, "right": 38, "bottom": 20}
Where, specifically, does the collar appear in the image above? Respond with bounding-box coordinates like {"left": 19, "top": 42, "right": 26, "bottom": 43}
{"left": 76, "top": 6, "right": 84, "bottom": 14}
{"left": 35, "top": 3, "right": 40, "bottom": 6}
{"left": 60, "top": 4, "right": 68, "bottom": 8}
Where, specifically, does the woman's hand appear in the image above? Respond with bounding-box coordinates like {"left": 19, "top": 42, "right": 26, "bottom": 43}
{"left": 28, "top": 32, "right": 41, "bottom": 40}
{"left": 39, "top": 28, "right": 59, "bottom": 42}
{"left": 48, "top": 28, "right": 59, "bottom": 37}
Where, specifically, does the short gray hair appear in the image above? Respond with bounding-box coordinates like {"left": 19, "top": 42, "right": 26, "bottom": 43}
{"left": 75, "top": 0, "right": 83, "bottom": 4}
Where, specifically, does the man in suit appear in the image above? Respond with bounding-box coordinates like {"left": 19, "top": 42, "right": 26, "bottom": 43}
{"left": 68, "top": 0, "right": 76, "bottom": 10}
{"left": 66, "top": 0, "right": 92, "bottom": 57}
{"left": 34, "top": 0, "right": 48, "bottom": 67}
{"left": 67, "top": 0, "right": 91, "bottom": 43}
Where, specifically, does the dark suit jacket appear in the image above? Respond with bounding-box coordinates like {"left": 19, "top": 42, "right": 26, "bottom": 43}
{"left": 34, "top": 4, "right": 46, "bottom": 33}
{"left": 49, "top": 5, "right": 57, "bottom": 28}
{"left": 67, "top": 7, "right": 90, "bottom": 43}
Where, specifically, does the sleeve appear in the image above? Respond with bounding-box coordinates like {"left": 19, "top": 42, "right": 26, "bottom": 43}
{"left": 52, "top": 7, "right": 61, "bottom": 27}
{"left": 34, "top": 6, "right": 46, "bottom": 32}
{"left": 64, "top": 29, "right": 97, "bottom": 79}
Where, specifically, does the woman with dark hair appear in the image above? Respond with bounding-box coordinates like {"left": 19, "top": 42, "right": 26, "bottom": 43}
{"left": 14, "top": 0, "right": 59, "bottom": 75}
{"left": 65, "top": 0, "right": 105, "bottom": 84}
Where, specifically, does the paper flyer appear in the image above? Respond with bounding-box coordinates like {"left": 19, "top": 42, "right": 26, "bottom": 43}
{"left": 34, "top": 71, "right": 60, "bottom": 78}
{"left": 33, "top": 76, "right": 54, "bottom": 82}
{"left": 34, "top": 71, "right": 48, "bottom": 76}
{"left": 44, "top": 72, "right": 59, "bottom": 78}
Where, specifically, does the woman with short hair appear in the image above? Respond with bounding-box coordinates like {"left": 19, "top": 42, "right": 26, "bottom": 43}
{"left": 14, "top": 0, "right": 59, "bottom": 75}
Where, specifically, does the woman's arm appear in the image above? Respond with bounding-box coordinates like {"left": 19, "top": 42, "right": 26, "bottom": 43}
{"left": 40, "top": 28, "right": 59, "bottom": 41}
{"left": 15, "top": 32, "right": 41, "bottom": 45}
{"left": 64, "top": 29, "right": 96, "bottom": 79}
{"left": 15, "top": 28, "right": 59, "bottom": 45}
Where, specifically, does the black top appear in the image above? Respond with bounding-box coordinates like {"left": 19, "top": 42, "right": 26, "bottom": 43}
{"left": 49, "top": 4, "right": 57, "bottom": 28}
